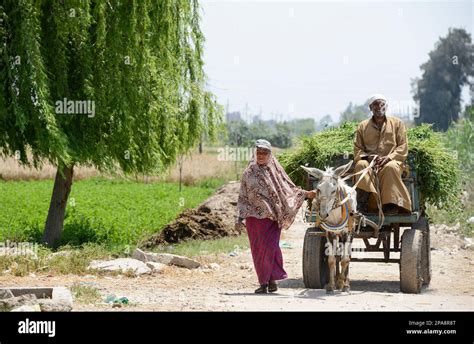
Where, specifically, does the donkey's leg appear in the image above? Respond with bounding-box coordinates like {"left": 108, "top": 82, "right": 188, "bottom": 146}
{"left": 335, "top": 237, "right": 341, "bottom": 289}
{"left": 341, "top": 235, "right": 353, "bottom": 292}
{"left": 336, "top": 256, "right": 344, "bottom": 290}
{"left": 325, "top": 234, "right": 336, "bottom": 293}
{"left": 326, "top": 254, "right": 336, "bottom": 293}
{"left": 337, "top": 236, "right": 347, "bottom": 290}
{"left": 340, "top": 256, "right": 350, "bottom": 292}
{"left": 336, "top": 260, "right": 344, "bottom": 290}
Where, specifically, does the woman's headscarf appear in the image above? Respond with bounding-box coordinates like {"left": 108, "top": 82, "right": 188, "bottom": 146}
{"left": 237, "top": 140, "right": 307, "bottom": 230}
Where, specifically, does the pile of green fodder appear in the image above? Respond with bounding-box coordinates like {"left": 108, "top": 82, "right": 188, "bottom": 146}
{"left": 278, "top": 122, "right": 460, "bottom": 209}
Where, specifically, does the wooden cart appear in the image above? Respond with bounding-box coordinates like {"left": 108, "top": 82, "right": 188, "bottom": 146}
{"left": 302, "top": 153, "right": 431, "bottom": 294}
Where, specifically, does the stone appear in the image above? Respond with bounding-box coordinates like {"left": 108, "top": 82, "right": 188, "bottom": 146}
{"left": 461, "top": 237, "right": 473, "bottom": 250}
{"left": 38, "top": 300, "right": 73, "bottom": 312}
{"left": 132, "top": 248, "right": 153, "bottom": 262}
{"left": 206, "top": 263, "right": 221, "bottom": 270}
{"left": 153, "top": 253, "right": 200, "bottom": 269}
{"left": 0, "top": 289, "right": 14, "bottom": 299}
{"left": 132, "top": 249, "right": 200, "bottom": 269}
{"left": 146, "top": 262, "right": 166, "bottom": 273}
{"left": 88, "top": 258, "right": 151, "bottom": 275}
{"left": 53, "top": 287, "right": 74, "bottom": 308}
{"left": 11, "top": 304, "right": 41, "bottom": 312}
{"left": 0, "top": 294, "right": 38, "bottom": 311}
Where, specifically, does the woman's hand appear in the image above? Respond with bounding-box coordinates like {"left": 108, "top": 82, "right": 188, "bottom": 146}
{"left": 306, "top": 190, "right": 317, "bottom": 199}
{"left": 235, "top": 217, "right": 245, "bottom": 231}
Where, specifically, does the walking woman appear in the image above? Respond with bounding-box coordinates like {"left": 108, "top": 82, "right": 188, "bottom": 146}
{"left": 236, "top": 139, "right": 316, "bottom": 293}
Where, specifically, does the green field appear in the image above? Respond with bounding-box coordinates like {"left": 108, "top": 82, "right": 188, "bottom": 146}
{"left": 0, "top": 178, "right": 219, "bottom": 247}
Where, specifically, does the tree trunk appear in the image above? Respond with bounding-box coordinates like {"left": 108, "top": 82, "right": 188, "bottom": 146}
{"left": 42, "top": 165, "right": 74, "bottom": 247}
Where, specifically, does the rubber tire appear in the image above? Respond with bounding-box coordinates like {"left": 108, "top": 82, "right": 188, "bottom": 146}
{"left": 400, "top": 228, "right": 423, "bottom": 294}
{"left": 303, "top": 228, "right": 328, "bottom": 289}
{"left": 417, "top": 217, "right": 432, "bottom": 286}
{"left": 411, "top": 215, "right": 431, "bottom": 286}
{"left": 421, "top": 227, "right": 432, "bottom": 285}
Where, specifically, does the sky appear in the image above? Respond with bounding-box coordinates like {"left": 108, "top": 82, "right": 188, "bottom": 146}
{"left": 200, "top": 0, "right": 473, "bottom": 122}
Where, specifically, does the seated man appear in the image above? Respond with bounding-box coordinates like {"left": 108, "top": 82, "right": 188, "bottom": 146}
{"left": 353, "top": 94, "right": 412, "bottom": 215}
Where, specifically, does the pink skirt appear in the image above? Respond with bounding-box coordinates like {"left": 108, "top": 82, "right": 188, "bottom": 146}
{"left": 245, "top": 216, "right": 288, "bottom": 285}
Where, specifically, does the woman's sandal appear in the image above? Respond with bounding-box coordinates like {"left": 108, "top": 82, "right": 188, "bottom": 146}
{"left": 254, "top": 285, "right": 268, "bottom": 294}
{"left": 268, "top": 281, "right": 278, "bottom": 293}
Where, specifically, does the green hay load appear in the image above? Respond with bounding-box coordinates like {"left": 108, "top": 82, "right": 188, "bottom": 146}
{"left": 279, "top": 122, "right": 460, "bottom": 209}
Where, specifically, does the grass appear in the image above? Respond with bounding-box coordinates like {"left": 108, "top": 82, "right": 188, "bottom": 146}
{"left": 0, "top": 243, "right": 111, "bottom": 277}
{"left": 0, "top": 178, "right": 218, "bottom": 246}
{"left": 70, "top": 283, "right": 102, "bottom": 304}
{"left": 150, "top": 234, "right": 250, "bottom": 258}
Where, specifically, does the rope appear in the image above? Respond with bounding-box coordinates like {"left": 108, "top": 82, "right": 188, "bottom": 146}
{"left": 338, "top": 159, "right": 376, "bottom": 206}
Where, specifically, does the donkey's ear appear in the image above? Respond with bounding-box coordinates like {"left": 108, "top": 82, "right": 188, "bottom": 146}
{"left": 334, "top": 160, "right": 353, "bottom": 178}
{"left": 300, "top": 165, "right": 324, "bottom": 179}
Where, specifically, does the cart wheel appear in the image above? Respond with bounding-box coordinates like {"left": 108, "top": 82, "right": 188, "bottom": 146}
{"left": 422, "top": 226, "right": 431, "bottom": 285}
{"left": 400, "top": 228, "right": 423, "bottom": 293}
{"left": 303, "top": 228, "right": 328, "bottom": 289}
{"left": 412, "top": 215, "right": 431, "bottom": 286}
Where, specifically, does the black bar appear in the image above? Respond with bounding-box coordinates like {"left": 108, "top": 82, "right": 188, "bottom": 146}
{"left": 0, "top": 312, "right": 471, "bottom": 343}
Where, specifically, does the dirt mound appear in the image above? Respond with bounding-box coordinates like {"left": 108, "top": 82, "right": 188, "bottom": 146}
{"left": 142, "top": 181, "right": 244, "bottom": 247}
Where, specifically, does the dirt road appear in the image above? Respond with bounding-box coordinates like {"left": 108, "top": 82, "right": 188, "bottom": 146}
{"left": 1, "top": 207, "right": 473, "bottom": 311}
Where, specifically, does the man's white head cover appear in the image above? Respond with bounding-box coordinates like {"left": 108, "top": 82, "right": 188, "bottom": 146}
{"left": 367, "top": 94, "right": 387, "bottom": 108}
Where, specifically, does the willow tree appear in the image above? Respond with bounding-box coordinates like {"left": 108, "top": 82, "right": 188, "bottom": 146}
{"left": 0, "top": 0, "right": 221, "bottom": 247}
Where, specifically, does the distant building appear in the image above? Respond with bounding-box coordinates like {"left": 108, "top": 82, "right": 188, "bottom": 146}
{"left": 226, "top": 111, "right": 242, "bottom": 122}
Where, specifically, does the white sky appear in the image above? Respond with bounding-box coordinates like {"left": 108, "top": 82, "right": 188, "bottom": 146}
{"left": 200, "top": 0, "right": 473, "bottom": 122}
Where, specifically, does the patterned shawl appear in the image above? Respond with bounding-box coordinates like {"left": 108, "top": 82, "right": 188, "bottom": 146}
{"left": 237, "top": 150, "right": 307, "bottom": 230}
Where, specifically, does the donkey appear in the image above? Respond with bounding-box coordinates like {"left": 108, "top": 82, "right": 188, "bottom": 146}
{"left": 301, "top": 161, "right": 357, "bottom": 293}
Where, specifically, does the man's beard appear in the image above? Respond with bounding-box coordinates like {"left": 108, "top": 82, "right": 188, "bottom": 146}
{"left": 372, "top": 105, "right": 386, "bottom": 117}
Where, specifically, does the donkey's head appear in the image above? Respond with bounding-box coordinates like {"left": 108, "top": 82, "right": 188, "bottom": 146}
{"left": 301, "top": 161, "right": 352, "bottom": 219}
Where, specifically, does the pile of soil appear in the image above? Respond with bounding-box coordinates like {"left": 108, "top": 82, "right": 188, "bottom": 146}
{"left": 142, "top": 181, "right": 244, "bottom": 248}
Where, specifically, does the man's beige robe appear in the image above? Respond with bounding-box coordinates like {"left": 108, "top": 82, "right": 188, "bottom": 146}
{"left": 353, "top": 116, "right": 412, "bottom": 212}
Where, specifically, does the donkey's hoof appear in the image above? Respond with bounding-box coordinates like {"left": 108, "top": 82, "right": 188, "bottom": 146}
{"left": 342, "top": 286, "right": 351, "bottom": 293}
{"left": 325, "top": 285, "right": 335, "bottom": 294}
{"left": 336, "top": 279, "right": 345, "bottom": 290}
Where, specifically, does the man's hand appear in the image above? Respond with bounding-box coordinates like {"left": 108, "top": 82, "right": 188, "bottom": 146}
{"left": 375, "top": 156, "right": 391, "bottom": 171}
{"left": 367, "top": 154, "right": 379, "bottom": 163}
{"left": 306, "top": 190, "right": 317, "bottom": 199}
